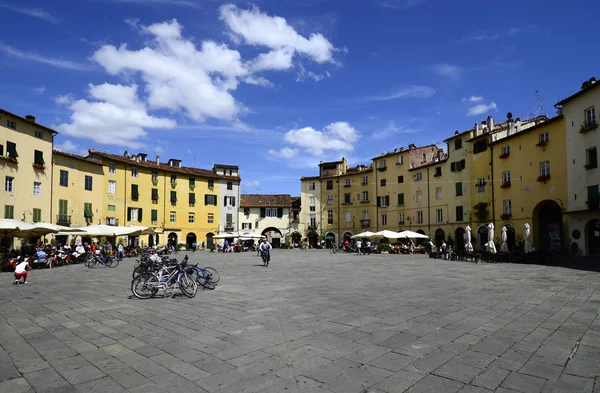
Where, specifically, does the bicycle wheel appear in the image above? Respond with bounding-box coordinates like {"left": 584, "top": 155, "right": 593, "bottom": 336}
{"left": 86, "top": 257, "right": 97, "bottom": 268}
{"left": 203, "top": 267, "right": 220, "bottom": 283}
{"left": 108, "top": 256, "right": 119, "bottom": 268}
{"left": 131, "top": 273, "right": 158, "bottom": 299}
{"left": 195, "top": 272, "right": 215, "bottom": 290}
{"left": 179, "top": 273, "right": 198, "bottom": 298}
{"left": 132, "top": 265, "right": 146, "bottom": 278}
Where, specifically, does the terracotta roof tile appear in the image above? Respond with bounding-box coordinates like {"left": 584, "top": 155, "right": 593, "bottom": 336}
{"left": 53, "top": 150, "right": 103, "bottom": 165}
{"left": 241, "top": 194, "right": 291, "bottom": 207}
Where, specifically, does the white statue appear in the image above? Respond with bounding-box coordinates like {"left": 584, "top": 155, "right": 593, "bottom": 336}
{"left": 487, "top": 223, "right": 497, "bottom": 254}
{"left": 465, "top": 225, "right": 474, "bottom": 252}
{"left": 501, "top": 226, "right": 509, "bottom": 252}
{"left": 524, "top": 223, "right": 533, "bottom": 253}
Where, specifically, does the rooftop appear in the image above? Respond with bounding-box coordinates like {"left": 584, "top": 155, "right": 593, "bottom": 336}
{"left": 241, "top": 194, "right": 291, "bottom": 207}
{"left": 555, "top": 77, "right": 599, "bottom": 107}
{"left": 53, "top": 150, "right": 103, "bottom": 165}
{"left": 0, "top": 108, "right": 59, "bottom": 135}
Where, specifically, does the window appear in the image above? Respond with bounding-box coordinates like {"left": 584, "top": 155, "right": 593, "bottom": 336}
{"left": 344, "top": 193, "right": 351, "bottom": 204}
{"left": 503, "top": 200, "right": 512, "bottom": 215}
{"left": 380, "top": 179, "right": 386, "bottom": 187}
{"left": 435, "top": 187, "right": 442, "bottom": 200}
{"left": 415, "top": 172, "right": 423, "bottom": 181}
{"left": 585, "top": 106, "right": 596, "bottom": 125}
{"left": 456, "top": 206, "right": 463, "bottom": 222}
{"left": 455, "top": 182, "right": 463, "bottom": 196}
{"left": 327, "top": 209, "right": 334, "bottom": 224}
{"left": 310, "top": 214, "right": 317, "bottom": 228}
{"left": 362, "top": 175, "right": 368, "bottom": 185}
{"left": 205, "top": 194, "right": 217, "bottom": 206}
{"left": 84, "top": 203, "right": 93, "bottom": 223}
{"left": 326, "top": 180, "right": 333, "bottom": 190}
{"left": 345, "top": 212, "right": 351, "bottom": 223}
{"left": 34, "top": 150, "right": 44, "bottom": 166}
{"left": 34, "top": 130, "right": 43, "bottom": 138}
{"left": 378, "top": 196, "right": 389, "bottom": 207}
{"left": 4, "top": 205, "right": 14, "bottom": 219}
{"left": 171, "top": 175, "right": 177, "bottom": 184}
{"left": 6, "top": 120, "right": 16, "bottom": 129}
{"left": 33, "top": 182, "right": 41, "bottom": 196}
{"left": 6, "top": 141, "right": 18, "bottom": 159}
{"left": 108, "top": 162, "right": 116, "bottom": 174}
{"left": 586, "top": 147, "right": 598, "bottom": 169}
{"left": 451, "top": 160, "right": 466, "bottom": 172}
{"left": 416, "top": 190, "right": 423, "bottom": 203}
{"left": 59, "top": 170, "right": 69, "bottom": 187}
{"left": 243, "top": 208, "right": 250, "bottom": 215}
{"left": 477, "top": 177, "right": 486, "bottom": 193}
{"left": 398, "top": 193, "right": 405, "bottom": 205}
{"left": 128, "top": 208, "right": 139, "bottom": 222}
{"left": 454, "top": 139, "right": 462, "bottom": 150}
{"left": 379, "top": 159, "right": 386, "bottom": 169}
{"left": 540, "top": 161, "right": 550, "bottom": 177}
{"left": 33, "top": 208, "right": 41, "bottom": 223}
{"left": 242, "top": 222, "right": 252, "bottom": 230}
{"left": 170, "top": 212, "right": 176, "bottom": 223}
{"left": 108, "top": 204, "right": 116, "bottom": 211}
{"left": 208, "top": 213, "right": 214, "bottom": 223}
{"left": 417, "top": 211, "right": 423, "bottom": 224}
{"left": 151, "top": 188, "right": 159, "bottom": 201}
{"left": 189, "top": 193, "right": 196, "bottom": 207}
{"left": 131, "top": 184, "right": 139, "bottom": 200}
{"left": 362, "top": 210, "right": 369, "bottom": 220}
{"left": 227, "top": 181, "right": 233, "bottom": 190}
{"left": 263, "top": 208, "right": 277, "bottom": 217}
{"left": 344, "top": 178, "right": 350, "bottom": 186}
{"left": 151, "top": 209, "right": 158, "bottom": 222}
{"left": 108, "top": 180, "right": 116, "bottom": 194}
{"left": 84, "top": 175, "right": 93, "bottom": 191}
{"left": 473, "top": 140, "right": 487, "bottom": 154}
{"left": 171, "top": 191, "right": 178, "bottom": 205}
{"left": 5, "top": 176, "right": 14, "bottom": 192}
{"left": 225, "top": 196, "right": 236, "bottom": 206}
{"left": 131, "top": 168, "right": 138, "bottom": 178}
{"left": 502, "top": 171, "right": 511, "bottom": 185}
{"left": 0, "top": 144, "right": 3, "bottom": 156}
{"left": 436, "top": 209, "right": 443, "bottom": 223}
{"left": 539, "top": 132, "right": 549, "bottom": 144}
{"left": 588, "top": 185, "right": 599, "bottom": 204}
{"left": 327, "top": 195, "right": 333, "bottom": 205}
{"left": 397, "top": 155, "right": 404, "bottom": 164}
{"left": 398, "top": 175, "right": 404, "bottom": 184}
{"left": 309, "top": 196, "right": 316, "bottom": 211}
{"left": 362, "top": 191, "right": 369, "bottom": 202}
{"left": 381, "top": 214, "right": 387, "bottom": 226}
{"left": 502, "top": 145, "right": 510, "bottom": 156}
{"left": 208, "top": 179, "right": 214, "bottom": 188}
{"left": 152, "top": 171, "right": 158, "bottom": 181}
{"left": 188, "top": 213, "right": 195, "bottom": 223}
{"left": 309, "top": 182, "right": 315, "bottom": 191}
{"left": 226, "top": 213, "right": 233, "bottom": 225}
{"left": 398, "top": 212, "right": 405, "bottom": 224}
{"left": 434, "top": 167, "right": 442, "bottom": 177}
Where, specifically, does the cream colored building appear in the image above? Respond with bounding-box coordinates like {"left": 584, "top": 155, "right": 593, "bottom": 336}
{"left": 0, "top": 110, "right": 55, "bottom": 247}
{"left": 239, "top": 194, "right": 291, "bottom": 248}
{"left": 556, "top": 77, "right": 600, "bottom": 256}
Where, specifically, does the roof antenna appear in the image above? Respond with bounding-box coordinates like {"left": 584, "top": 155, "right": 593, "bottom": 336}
{"left": 535, "top": 90, "right": 546, "bottom": 117}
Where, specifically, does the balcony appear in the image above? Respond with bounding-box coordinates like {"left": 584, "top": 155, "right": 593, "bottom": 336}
{"left": 537, "top": 175, "right": 551, "bottom": 183}
{"left": 360, "top": 219, "right": 370, "bottom": 227}
{"left": 500, "top": 182, "right": 511, "bottom": 189}
{"left": 56, "top": 215, "right": 71, "bottom": 226}
{"left": 587, "top": 198, "right": 599, "bottom": 211}
{"left": 500, "top": 213, "right": 512, "bottom": 220}
{"left": 224, "top": 222, "right": 234, "bottom": 231}
{"left": 361, "top": 181, "right": 368, "bottom": 185}
{"left": 308, "top": 224, "right": 318, "bottom": 230}
{"left": 106, "top": 218, "right": 119, "bottom": 226}
{"left": 580, "top": 119, "right": 598, "bottom": 134}
{"left": 585, "top": 162, "right": 598, "bottom": 170}
{"left": 398, "top": 220, "right": 405, "bottom": 225}
{"left": 343, "top": 184, "right": 351, "bottom": 187}
{"left": 535, "top": 140, "right": 548, "bottom": 148}
{"left": 377, "top": 166, "right": 387, "bottom": 172}
{"left": 499, "top": 152, "right": 510, "bottom": 159}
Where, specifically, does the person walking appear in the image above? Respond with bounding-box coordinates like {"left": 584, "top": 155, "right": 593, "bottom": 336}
{"left": 356, "top": 240, "right": 362, "bottom": 255}
{"left": 118, "top": 242, "right": 124, "bottom": 261}
{"left": 14, "top": 259, "right": 31, "bottom": 284}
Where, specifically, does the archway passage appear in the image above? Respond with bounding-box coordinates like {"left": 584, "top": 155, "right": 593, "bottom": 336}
{"left": 168, "top": 233, "right": 178, "bottom": 247}
{"left": 307, "top": 230, "right": 319, "bottom": 248}
{"left": 586, "top": 219, "right": 600, "bottom": 256}
{"left": 416, "top": 229, "right": 426, "bottom": 246}
{"left": 455, "top": 228, "right": 465, "bottom": 251}
{"left": 343, "top": 232, "right": 352, "bottom": 241}
{"left": 505, "top": 224, "right": 516, "bottom": 251}
{"left": 477, "top": 226, "right": 488, "bottom": 251}
{"left": 325, "top": 231, "right": 336, "bottom": 248}
{"left": 186, "top": 233, "right": 197, "bottom": 248}
{"left": 533, "top": 200, "right": 563, "bottom": 253}
{"left": 262, "top": 227, "right": 283, "bottom": 248}
{"left": 434, "top": 229, "right": 445, "bottom": 247}
{"left": 206, "top": 232, "right": 215, "bottom": 248}
{"left": 290, "top": 231, "right": 302, "bottom": 248}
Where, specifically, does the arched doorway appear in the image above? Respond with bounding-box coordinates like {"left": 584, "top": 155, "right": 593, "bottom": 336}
{"left": 307, "top": 230, "right": 319, "bottom": 248}
{"left": 343, "top": 232, "right": 352, "bottom": 242}
{"left": 455, "top": 227, "right": 465, "bottom": 251}
{"left": 262, "top": 227, "right": 283, "bottom": 248}
{"left": 148, "top": 234, "right": 155, "bottom": 248}
{"left": 505, "top": 224, "right": 516, "bottom": 251}
{"left": 186, "top": 233, "right": 197, "bottom": 249}
{"left": 416, "top": 229, "right": 426, "bottom": 246}
{"left": 533, "top": 200, "right": 563, "bottom": 253}
{"left": 290, "top": 231, "right": 302, "bottom": 248}
{"left": 206, "top": 232, "right": 214, "bottom": 248}
{"left": 586, "top": 219, "right": 600, "bottom": 256}
{"left": 168, "top": 232, "right": 178, "bottom": 247}
{"left": 477, "top": 225, "right": 488, "bottom": 251}
{"left": 434, "top": 229, "right": 445, "bottom": 247}
{"left": 325, "top": 232, "right": 336, "bottom": 248}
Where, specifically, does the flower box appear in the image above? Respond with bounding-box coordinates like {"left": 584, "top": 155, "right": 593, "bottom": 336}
{"left": 475, "top": 181, "right": 487, "bottom": 187}
{"left": 170, "top": 182, "right": 177, "bottom": 188}
{"left": 152, "top": 179, "right": 158, "bottom": 186}
{"left": 33, "top": 163, "right": 45, "bottom": 170}
{"left": 4, "top": 156, "right": 18, "bottom": 163}
{"left": 500, "top": 213, "right": 512, "bottom": 220}
{"left": 499, "top": 152, "right": 510, "bottom": 159}
{"left": 535, "top": 141, "right": 547, "bottom": 147}
{"left": 537, "top": 175, "right": 551, "bottom": 183}
{"left": 500, "top": 182, "right": 511, "bottom": 189}
{"left": 189, "top": 184, "right": 196, "bottom": 190}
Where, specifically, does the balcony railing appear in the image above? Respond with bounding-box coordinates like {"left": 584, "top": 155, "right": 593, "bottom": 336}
{"left": 56, "top": 215, "right": 71, "bottom": 226}
{"left": 308, "top": 224, "right": 318, "bottom": 230}
{"left": 224, "top": 222, "right": 234, "bottom": 231}
{"left": 580, "top": 119, "right": 598, "bottom": 134}
{"left": 360, "top": 219, "right": 370, "bottom": 227}
{"left": 377, "top": 166, "right": 387, "bottom": 172}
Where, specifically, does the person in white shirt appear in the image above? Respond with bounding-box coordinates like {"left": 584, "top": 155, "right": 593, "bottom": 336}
{"left": 356, "top": 240, "right": 362, "bottom": 255}
{"left": 260, "top": 239, "right": 272, "bottom": 266}
{"left": 14, "top": 259, "right": 31, "bottom": 284}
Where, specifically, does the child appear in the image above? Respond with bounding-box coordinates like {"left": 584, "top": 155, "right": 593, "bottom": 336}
{"left": 14, "top": 259, "right": 31, "bottom": 284}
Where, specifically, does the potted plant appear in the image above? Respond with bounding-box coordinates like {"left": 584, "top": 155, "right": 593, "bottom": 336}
{"left": 6, "top": 156, "right": 18, "bottom": 163}
{"left": 152, "top": 179, "right": 158, "bottom": 186}
{"left": 536, "top": 175, "right": 551, "bottom": 183}
{"left": 451, "top": 251, "right": 457, "bottom": 261}
{"left": 535, "top": 140, "right": 547, "bottom": 147}
{"left": 171, "top": 182, "right": 177, "bottom": 188}
{"left": 500, "top": 213, "right": 512, "bottom": 220}
{"left": 475, "top": 253, "right": 483, "bottom": 263}
{"left": 499, "top": 152, "right": 510, "bottom": 159}
{"left": 500, "top": 182, "right": 511, "bottom": 189}
{"left": 33, "top": 163, "right": 44, "bottom": 170}
{"left": 189, "top": 184, "right": 196, "bottom": 190}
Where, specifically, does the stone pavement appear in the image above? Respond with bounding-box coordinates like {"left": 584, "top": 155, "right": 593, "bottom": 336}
{"left": 1, "top": 250, "right": 600, "bottom": 393}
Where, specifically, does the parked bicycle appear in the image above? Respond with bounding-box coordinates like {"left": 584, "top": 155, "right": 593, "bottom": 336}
{"left": 131, "top": 255, "right": 197, "bottom": 299}
{"left": 86, "top": 250, "right": 118, "bottom": 268}
{"left": 186, "top": 264, "right": 220, "bottom": 290}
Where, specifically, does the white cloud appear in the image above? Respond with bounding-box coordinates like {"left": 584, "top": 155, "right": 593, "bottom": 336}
{"left": 56, "top": 83, "right": 176, "bottom": 148}
{"left": 54, "top": 140, "right": 88, "bottom": 156}
{"left": 467, "top": 102, "right": 498, "bottom": 116}
{"left": 0, "top": 44, "right": 90, "bottom": 71}
{"left": 219, "top": 4, "right": 338, "bottom": 64}
{"left": 432, "top": 63, "right": 461, "bottom": 79}
{"left": 295, "top": 63, "right": 331, "bottom": 82}
{"left": 250, "top": 47, "right": 295, "bottom": 72}
{"left": 244, "top": 180, "right": 260, "bottom": 187}
{"left": 108, "top": 0, "right": 202, "bottom": 8}
{"left": 372, "top": 121, "right": 419, "bottom": 140}
{"left": 365, "top": 85, "right": 436, "bottom": 102}
{"left": 457, "top": 27, "right": 525, "bottom": 44}
{"left": 33, "top": 86, "right": 45, "bottom": 95}
{"left": 0, "top": 3, "right": 61, "bottom": 23}
{"left": 376, "top": 0, "right": 429, "bottom": 9}
{"left": 462, "top": 96, "right": 483, "bottom": 102}
{"left": 54, "top": 94, "right": 74, "bottom": 104}
{"left": 282, "top": 121, "right": 359, "bottom": 156}
{"left": 268, "top": 147, "right": 299, "bottom": 158}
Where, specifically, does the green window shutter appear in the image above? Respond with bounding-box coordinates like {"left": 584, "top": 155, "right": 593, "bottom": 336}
{"left": 344, "top": 193, "right": 350, "bottom": 203}
{"left": 232, "top": 197, "right": 236, "bottom": 207}
{"left": 377, "top": 197, "right": 381, "bottom": 207}
{"left": 455, "top": 182, "right": 462, "bottom": 196}
{"left": 5, "top": 205, "right": 12, "bottom": 219}
{"left": 127, "top": 208, "right": 132, "bottom": 221}
{"left": 33, "top": 208, "right": 41, "bottom": 222}
{"left": 59, "top": 199, "right": 68, "bottom": 215}
{"left": 260, "top": 207, "right": 266, "bottom": 218}
{"left": 84, "top": 203, "right": 93, "bottom": 218}
{"left": 138, "top": 208, "right": 143, "bottom": 222}
{"left": 385, "top": 196, "right": 390, "bottom": 206}
{"left": 189, "top": 193, "right": 196, "bottom": 204}
{"left": 151, "top": 188, "right": 159, "bottom": 200}
{"left": 398, "top": 193, "right": 404, "bottom": 205}
{"left": 208, "top": 179, "right": 214, "bottom": 188}
{"left": 204, "top": 194, "right": 209, "bottom": 205}
{"left": 277, "top": 207, "right": 283, "bottom": 218}
{"left": 456, "top": 206, "right": 463, "bottom": 221}
{"left": 131, "top": 184, "right": 139, "bottom": 197}
{"left": 189, "top": 178, "right": 195, "bottom": 186}
{"left": 151, "top": 209, "right": 158, "bottom": 221}
{"left": 588, "top": 185, "right": 599, "bottom": 200}
{"left": 213, "top": 195, "right": 217, "bottom": 206}
{"left": 6, "top": 141, "right": 18, "bottom": 158}
{"left": 171, "top": 191, "right": 177, "bottom": 203}
{"left": 34, "top": 150, "right": 44, "bottom": 165}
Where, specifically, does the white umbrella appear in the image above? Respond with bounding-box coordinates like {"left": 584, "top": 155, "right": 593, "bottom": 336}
{"left": 212, "top": 232, "right": 238, "bottom": 239}
{"left": 465, "top": 226, "right": 474, "bottom": 252}
{"left": 501, "top": 226, "right": 509, "bottom": 252}
{"left": 373, "top": 230, "right": 404, "bottom": 239}
{"left": 127, "top": 225, "right": 160, "bottom": 235}
{"left": 238, "top": 230, "right": 263, "bottom": 240}
{"left": 398, "top": 230, "right": 429, "bottom": 239}
{"left": 524, "top": 223, "right": 533, "bottom": 253}
{"left": 0, "top": 219, "right": 36, "bottom": 238}
{"left": 64, "top": 224, "right": 142, "bottom": 237}
{"left": 27, "top": 222, "right": 83, "bottom": 237}
{"left": 487, "top": 223, "right": 497, "bottom": 254}
{"left": 351, "top": 231, "right": 375, "bottom": 239}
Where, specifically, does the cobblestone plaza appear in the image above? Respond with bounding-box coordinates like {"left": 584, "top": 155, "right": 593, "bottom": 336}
{"left": 1, "top": 251, "right": 599, "bottom": 393}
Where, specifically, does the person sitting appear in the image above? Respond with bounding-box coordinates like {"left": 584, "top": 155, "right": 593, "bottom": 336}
{"left": 36, "top": 248, "right": 48, "bottom": 268}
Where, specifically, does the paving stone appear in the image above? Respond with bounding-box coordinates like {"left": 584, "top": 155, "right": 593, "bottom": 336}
{"left": 0, "top": 362, "right": 23, "bottom": 382}
{"left": 404, "top": 350, "right": 454, "bottom": 374}
{"left": 471, "top": 367, "right": 511, "bottom": 390}
{"left": 0, "top": 377, "right": 33, "bottom": 393}
{"left": 564, "top": 358, "right": 600, "bottom": 378}
{"left": 434, "top": 360, "right": 481, "bottom": 383}
{"left": 405, "top": 374, "right": 464, "bottom": 393}
{"left": 369, "top": 352, "right": 417, "bottom": 372}
{"left": 501, "top": 371, "right": 548, "bottom": 393}
{"left": 75, "top": 376, "right": 128, "bottom": 393}
{"left": 458, "top": 386, "right": 494, "bottom": 393}
{"left": 22, "top": 368, "right": 73, "bottom": 393}
{"left": 519, "top": 360, "right": 564, "bottom": 380}
{"left": 373, "top": 369, "right": 424, "bottom": 392}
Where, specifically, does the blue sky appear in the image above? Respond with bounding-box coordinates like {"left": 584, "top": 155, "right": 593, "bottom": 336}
{"left": 0, "top": 0, "right": 597, "bottom": 195}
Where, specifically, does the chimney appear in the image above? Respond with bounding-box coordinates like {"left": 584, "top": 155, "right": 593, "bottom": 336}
{"left": 486, "top": 116, "right": 494, "bottom": 133}
{"left": 515, "top": 118, "right": 521, "bottom": 133}
{"left": 25, "top": 115, "right": 36, "bottom": 123}
{"left": 156, "top": 155, "right": 160, "bottom": 165}
{"left": 474, "top": 123, "right": 479, "bottom": 136}
{"left": 124, "top": 150, "right": 129, "bottom": 158}
{"left": 508, "top": 119, "right": 514, "bottom": 136}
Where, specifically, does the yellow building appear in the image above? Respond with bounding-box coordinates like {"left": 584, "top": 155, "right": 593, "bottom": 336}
{"left": 490, "top": 115, "right": 568, "bottom": 252}
{"left": 87, "top": 150, "right": 237, "bottom": 248}
{"left": 52, "top": 151, "right": 105, "bottom": 229}
{"left": 0, "top": 110, "right": 56, "bottom": 246}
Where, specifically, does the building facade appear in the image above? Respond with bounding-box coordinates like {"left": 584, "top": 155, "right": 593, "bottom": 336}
{"left": 213, "top": 164, "right": 241, "bottom": 233}
{"left": 557, "top": 77, "right": 600, "bottom": 256}
{"left": 1, "top": 110, "right": 55, "bottom": 247}
{"left": 239, "top": 194, "right": 291, "bottom": 247}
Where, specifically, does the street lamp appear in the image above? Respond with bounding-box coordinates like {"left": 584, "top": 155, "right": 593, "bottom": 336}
{"left": 22, "top": 210, "right": 32, "bottom": 222}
